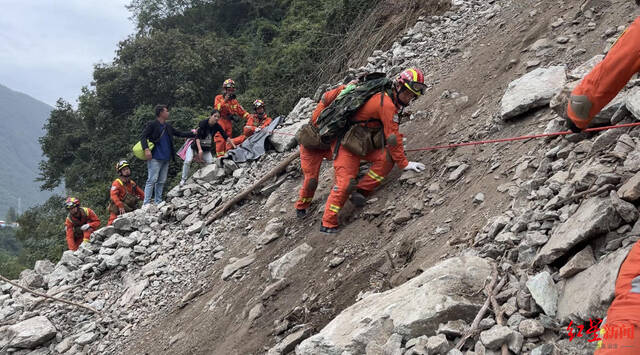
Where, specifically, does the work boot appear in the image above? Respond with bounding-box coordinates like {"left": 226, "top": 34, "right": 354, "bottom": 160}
{"left": 350, "top": 191, "right": 366, "bottom": 207}
{"left": 320, "top": 225, "right": 338, "bottom": 234}
{"left": 296, "top": 209, "right": 307, "bottom": 219}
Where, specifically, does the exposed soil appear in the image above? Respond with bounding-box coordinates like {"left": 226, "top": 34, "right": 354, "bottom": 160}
{"left": 123, "top": 1, "right": 640, "bottom": 354}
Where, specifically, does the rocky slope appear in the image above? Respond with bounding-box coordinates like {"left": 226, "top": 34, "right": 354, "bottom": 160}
{"left": 2, "top": 0, "right": 640, "bottom": 354}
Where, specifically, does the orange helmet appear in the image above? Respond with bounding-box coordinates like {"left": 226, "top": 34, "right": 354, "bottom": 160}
{"left": 397, "top": 68, "right": 426, "bottom": 96}
{"left": 253, "top": 99, "right": 265, "bottom": 109}
{"left": 65, "top": 197, "right": 80, "bottom": 209}
{"left": 222, "top": 79, "right": 236, "bottom": 88}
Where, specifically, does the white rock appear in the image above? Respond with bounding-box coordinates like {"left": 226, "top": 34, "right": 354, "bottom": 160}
{"left": 269, "top": 243, "right": 313, "bottom": 279}
{"left": 500, "top": 66, "right": 566, "bottom": 119}
{"left": 7, "top": 316, "right": 57, "bottom": 349}
{"left": 557, "top": 245, "right": 632, "bottom": 323}
{"left": 297, "top": 256, "right": 492, "bottom": 354}
{"left": 526, "top": 271, "right": 558, "bottom": 317}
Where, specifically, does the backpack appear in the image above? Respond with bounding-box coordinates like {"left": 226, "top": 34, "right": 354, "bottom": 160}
{"left": 315, "top": 73, "right": 392, "bottom": 145}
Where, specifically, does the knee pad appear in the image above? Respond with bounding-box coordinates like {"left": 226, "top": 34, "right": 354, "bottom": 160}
{"left": 347, "top": 178, "right": 357, "bottom": 193}
{"left": 569, "top": 95, "right": 592, "bottom": 120}
{"left": 387, "top": 134, "right": 398, "bottom": 147}
{"left": 307, "top": 178, "right": 318, "bottom": 191}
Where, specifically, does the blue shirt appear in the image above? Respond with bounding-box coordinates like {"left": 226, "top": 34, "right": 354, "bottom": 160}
{"left": 152, "top": 124, "right": 172, "bottom": 161}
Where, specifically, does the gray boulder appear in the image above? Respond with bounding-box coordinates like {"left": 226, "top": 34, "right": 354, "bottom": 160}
{"left": 7, "top": 316, "right": 57, "bottom": 349}
{"left": 500, "top": 66, "right": 566, "bottom": 119}
{"left": 19, "top": 269, "right": 44, "bottom": 289}
{"left": 269, "top": 243, "right": 313, "bottom": 280}
{"left": 568, "top": 55, "right": 604, "bottom": 80}
{"left": 480, "top": 325, "right": 514, "bottom": 350}
{"left": 618, "top": 171, "right": 640, "bottom": 202}
{"left": 46, "top": 264, "right": 70, "bottom": 287}
{"left": 193, "top": 164, "right": 224, "bottom": 183}
{"left": 526, "top": 271, "right": 558, "bottom": 317}
{"left": 610, "top": 191, "right": 639, "bottom": 224}
{"left": 222, "top": 255, "right": 256, "bottom": 280}
{"left": 296, "top": 256, "right": 492, "bottom": 355}
{"left": 558, "top": 246, "right": 596, "bottom": 279}
{"left": 33, "top": 260, "right": 55, "bottom": 276}
{"left": 535, "top": 197, "right": 622, "bottom": 266}
{"left": 258, "top": 218, "right": 285, "bottom": 245}
{"left": 269, "top": 120, "right": 307, "bottom": 152}
{"left": 557, "top": 245, "right": 632, "bottom": 323}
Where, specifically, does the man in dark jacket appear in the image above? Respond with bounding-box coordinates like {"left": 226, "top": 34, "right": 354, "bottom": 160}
{"left": 140, "top": 105, "right": 195, "bottom": 205}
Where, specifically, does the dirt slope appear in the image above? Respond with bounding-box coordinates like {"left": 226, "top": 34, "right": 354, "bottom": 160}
{"left": 122, "top": 1, "right": 640, "bottom": 354}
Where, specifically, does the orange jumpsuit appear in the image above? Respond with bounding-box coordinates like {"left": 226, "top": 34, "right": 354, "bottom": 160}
{"left": 295, "top": 85, "right": 345, "bottom": 211}
{"left": 595, "top": 240, "right": 640, "bottom": 354}
{"left": 213, "top": 94, "right": 250, "bottom": 156}
{"left": 64, "top": 207, "right": 100, "bottom": 251}
{"left": 108, "top": 178, "right": 145, "bottom": 225}
{"left": 243, "top": 113, "right": 272, "bottom": 137}
{"left": 568, "top": 17, "right": 640, "bottom": 130}
{"left": 321, "top": 91, "right": 409, "bottom": 229}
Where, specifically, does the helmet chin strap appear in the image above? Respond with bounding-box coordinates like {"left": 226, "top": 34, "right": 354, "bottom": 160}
{"left": 393, "top": 85, "right": 408, "bottom": 113}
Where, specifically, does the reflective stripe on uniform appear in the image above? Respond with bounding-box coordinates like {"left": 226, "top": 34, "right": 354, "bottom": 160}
{"left": 367, "top": 170, "right": 384, "bottom": 182}
{"left": 329, "top": 204, "right": 341, "bottom": 213}
{"left": 298, "top": 197, "right": 313, "bottom": 203}
{"left": 216, "top": 151, "right": 225, "bottom": 157}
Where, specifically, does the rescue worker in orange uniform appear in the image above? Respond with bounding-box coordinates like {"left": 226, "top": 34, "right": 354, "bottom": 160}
{"left": 294, "top": 84, "right": 346, "bottom": 218}
{"left": 564, "top": 15, "right": 640, "bottom": 132}
{"left": 213, "top": 79, "right": 249, "bottom": 156}
{"left": 108, "top": 160, "right": 145, "bottom": 225}
{"left": 243, "top": 99, "right": 272, "bottom": 138}
{"left": 64, "top": 197, "right": 100, "bottom": 251}
{"left": 595, "top": 240, "right": 640, "bottom": 354}
{"left": 320, "top": 68, "right": 427, "bottom": 233}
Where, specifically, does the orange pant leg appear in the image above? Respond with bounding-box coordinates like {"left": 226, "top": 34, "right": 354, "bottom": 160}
{"left": 214, "top": 132, "right": 227, "bottom": 157}
{"left": 69, "top": 233, "right": 83, "bottom": 251}
{"left": 108, "top": 213, "right": 117, "bottom": 226}
{"left": 215, "top": 119, "right": 234, "bottom": 156}
{"left": 569, "top": 17, "right": 640, "bottom": 129}
{"left": 321, "top": 146, "right": 362, "bottom": 228}
{"left": 83, "top": 230, "right": 92, "bottom": 242}
{"left": 355, "top": 148, "right": 395, "bottom": 194}
{"left": 295, "top": 145, "right": 331, "bottom": 210}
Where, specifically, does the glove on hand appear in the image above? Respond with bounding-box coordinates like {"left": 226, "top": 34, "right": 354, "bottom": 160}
{"left": 404, "top": 161, "right": 425, "bottom": 172}
{"left": 80, "top": 224, "right": 91, "bottom": 231}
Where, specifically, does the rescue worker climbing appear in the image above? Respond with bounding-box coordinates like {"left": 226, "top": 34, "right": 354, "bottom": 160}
{"left": 108, "top": 160, "right": 145, "bottom": 225}
{"left": 595, "top": 240, "right": 640, "bottom": 354}
{"left": 64, "top": 197, "right": 100, "bottom": 251}
{"left": 294, "top": 84, "right": 347, "bottom": 218}
{"left": 559, "top": 15, "right": 640, "bottom": 132}
{"left": 213, "top": 79, "right": 249, "bottom": 156}
{"left": 320, "top": 68, "right": 427, "bottom": 234}
{"left": 243, "top": 99, "right": 272, "bottom": 138}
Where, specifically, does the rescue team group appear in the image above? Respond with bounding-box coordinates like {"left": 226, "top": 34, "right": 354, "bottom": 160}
{"left": 63, "top": 14, "right": 640, "bottom": 353}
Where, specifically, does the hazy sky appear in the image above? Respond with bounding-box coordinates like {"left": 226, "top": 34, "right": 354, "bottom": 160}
{"left": 0, "top": 0, "right": 135, "bottom": 106}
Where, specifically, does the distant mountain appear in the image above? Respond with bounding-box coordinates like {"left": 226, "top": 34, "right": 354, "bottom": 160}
{"left": 0, "top": 84, "right": 54, "bottom": 218}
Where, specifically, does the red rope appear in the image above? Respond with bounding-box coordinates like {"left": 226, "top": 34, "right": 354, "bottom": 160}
{"left": 404, "top": 121, "right": 640, "bottom": 152}
{"left": 264, "top": 121, "right": 640, "bottom": 151}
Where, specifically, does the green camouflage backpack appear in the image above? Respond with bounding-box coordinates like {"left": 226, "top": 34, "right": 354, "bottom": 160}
{"left": 315, "top": 72, "right": 392, "bottom": 144}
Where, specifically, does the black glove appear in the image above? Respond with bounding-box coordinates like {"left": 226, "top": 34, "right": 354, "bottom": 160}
{"left": 565, "top": 116, "right": 582, "bottom": 133}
